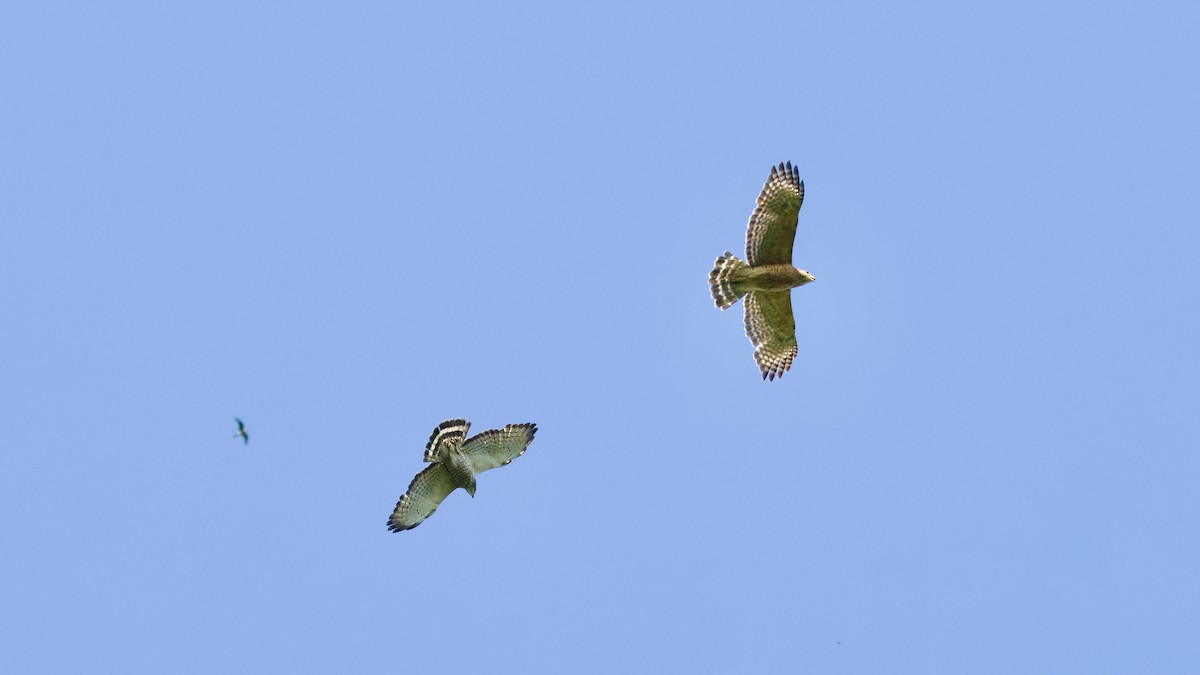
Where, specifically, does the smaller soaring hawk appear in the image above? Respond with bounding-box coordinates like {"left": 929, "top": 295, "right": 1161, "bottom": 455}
{"left": 233, "top": 418, "right": 248, "bottom": 445}
{"left": 709, "top": 161, "right": 816, "bottom": 381}
{"left": 387, "top": 418, "right": 538, "bottom": 532}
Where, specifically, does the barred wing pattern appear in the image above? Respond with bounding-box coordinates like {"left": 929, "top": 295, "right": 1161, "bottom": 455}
{"left": 744, "top": 290, "right": 798, "bottom": 381}
{"left": 464, "top": 423, "right": 538, "bottom": 473}
{"left": 745, "top": 161, "right": 804, "bottom": 267}
{"left": 388, "top": 463, "right": 457, "bottom": 532}
{"left": 424, "top": 418, "right": 470, "bottom": 462}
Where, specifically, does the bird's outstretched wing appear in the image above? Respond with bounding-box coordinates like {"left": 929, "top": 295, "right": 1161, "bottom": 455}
{"left": 235, "top": 418, "right": 245, "bottom": 431}
{"left": 462, "top": 423, "right": 537, "bottom": 474}
{"left": 745, "top": 162, "right": 804, "bottom": 266}
{"left": 388, "top": 463, "right": 457, "bottom": 532}
{"left": 424, "top": 418, "right": 470, "bottom": 462}
{"left": 744, "top": 291, "right": 798, "bottom": 381}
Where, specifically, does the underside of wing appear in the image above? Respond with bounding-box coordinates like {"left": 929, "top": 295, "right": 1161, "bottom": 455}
{"left": 743, "top": 291, "right": 798, "bottom": 381}
{"left": 388, "top": 463, "right": 457, "bottom": 532}
{"left": 745, "top": 162, "right": 804, "bottom": 267}
{"left": 463, "top": 423, "right": 537, "bottom": 474}
{"left": 424, "top": 418, "right": 471, "bottom": 462}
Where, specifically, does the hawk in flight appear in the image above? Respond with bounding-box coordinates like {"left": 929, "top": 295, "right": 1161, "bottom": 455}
{"left": 233, "top": 418, "right": 248, "bottom": 445}
{"left": 709, "top": 161, "right": 816, "bottom": 380}
{"left": 387, "top": 418, "right": 538, "bottom": 532}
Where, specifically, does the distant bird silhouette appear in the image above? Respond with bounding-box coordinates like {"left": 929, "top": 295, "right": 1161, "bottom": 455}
{"left": 234, "top": 418, "right": 249, "bottom": 445}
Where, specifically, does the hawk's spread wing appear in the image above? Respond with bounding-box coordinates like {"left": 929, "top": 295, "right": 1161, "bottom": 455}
{"left": 745, "top": 162, "right": 804, "bottom": 266}
{"left": 462, "top": 423, "right": 537, "bottom": 474}
{"left": 388, "top": 463, "right": 457, "bottom": 532}
{"left": 744, "top": 291, "right": 798, "bottom": 381}
{"left": 424, "top": 418, "right": 470, "bottom": 462}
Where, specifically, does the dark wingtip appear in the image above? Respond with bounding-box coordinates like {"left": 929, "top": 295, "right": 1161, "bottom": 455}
{"left": 388, "top": 519, "right": 418, "bottom": 533}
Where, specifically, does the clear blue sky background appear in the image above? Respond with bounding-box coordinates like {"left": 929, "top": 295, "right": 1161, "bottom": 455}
{"left": 3, "top": 2, "right": 1198, "bottom": 672}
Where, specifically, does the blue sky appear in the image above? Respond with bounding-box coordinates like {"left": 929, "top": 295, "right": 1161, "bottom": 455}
{"left": 3, "top": 1, "right": 1199, "bottom": 672}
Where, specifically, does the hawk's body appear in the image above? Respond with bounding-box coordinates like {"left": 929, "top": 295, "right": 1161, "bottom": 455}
{"left": 387, "top": 419, "right": 537, "bottom": 532}
{"left": 738, "top": 264, "right": 813, "bottom": 291}
{"left": 709, "top": 161, "right": 816, "bottom": 380}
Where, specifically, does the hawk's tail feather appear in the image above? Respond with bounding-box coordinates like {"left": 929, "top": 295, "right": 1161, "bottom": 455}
{"left": 710, "top": 252, "right": 749, "bottom": 309}
{"left": 424, "top": 418, "right": 470, "bottom": 462}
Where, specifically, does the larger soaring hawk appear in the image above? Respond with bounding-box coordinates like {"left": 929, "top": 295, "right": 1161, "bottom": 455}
{"left": 709, "top": 161, "right": 816, "bottom": 380}
{"left": 387, "top": 418, "right": 537, "bottom": 532}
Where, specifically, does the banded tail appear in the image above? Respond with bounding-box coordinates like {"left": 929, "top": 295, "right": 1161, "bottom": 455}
{"left": 424, "top": 418, "right": 470, "bottom": 462}
{"left": 709, "top": 251, "right": 749, "bottom": 309}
